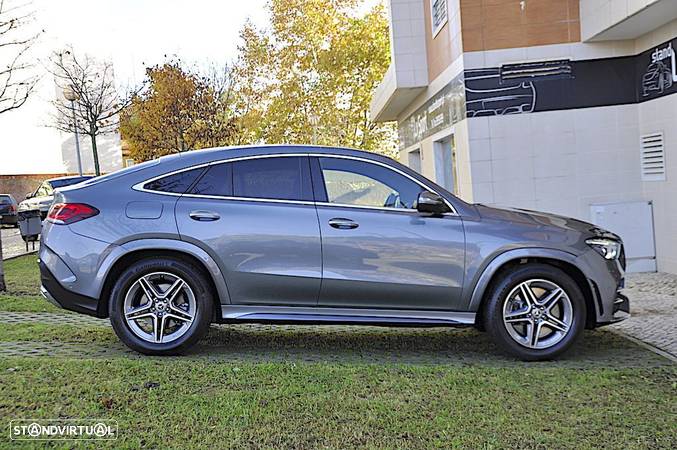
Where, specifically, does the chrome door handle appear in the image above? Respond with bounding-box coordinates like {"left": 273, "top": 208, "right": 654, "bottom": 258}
{"left": 328, "top": 218, "right": 358, "bottom": 229}
{"left": 189, "top": 210, "right": 220, "bottom": 221}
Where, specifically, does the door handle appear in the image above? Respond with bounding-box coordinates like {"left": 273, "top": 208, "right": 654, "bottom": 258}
{"left": 189, "top": 210, "right": 220, "bottom": 222}
{"left": 328, "top": 218, "right": 358, "bottom": 229}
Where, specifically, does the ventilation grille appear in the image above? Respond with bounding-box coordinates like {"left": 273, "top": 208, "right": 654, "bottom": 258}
{"left": 500, "top": 60, "right": 573, "bottom": 83}
{"left": 641, "top": 132, "right": 666, "bottom": 181}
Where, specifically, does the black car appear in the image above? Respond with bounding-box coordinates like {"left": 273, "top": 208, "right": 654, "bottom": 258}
{"left": 0, "top": 194, "right": 19, "bottom": 227}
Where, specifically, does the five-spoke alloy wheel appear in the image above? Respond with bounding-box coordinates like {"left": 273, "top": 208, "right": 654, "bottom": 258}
{"left": 484, "top": 264, "right": 585, "bottom": 361}
{"left": 109, "top": 258, "right": 213, "bottom": 355}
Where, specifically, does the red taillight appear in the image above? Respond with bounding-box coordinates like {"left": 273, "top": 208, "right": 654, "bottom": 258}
{"left": 9, "top": 205, "right": 15, "bottom": 212}
{"left": 47, "top": 203, "right": 99, "bottom": 225}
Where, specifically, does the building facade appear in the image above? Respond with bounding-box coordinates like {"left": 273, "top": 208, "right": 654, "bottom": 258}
{"left": 371, "top": 0, "right": 677, "bottom": 273}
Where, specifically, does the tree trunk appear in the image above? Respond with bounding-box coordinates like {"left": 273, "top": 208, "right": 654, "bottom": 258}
{"left": 0, "top": 231, "right": 5, "bottom": 292}
{"left": 90, "top": 131, "right": 101, "bottom": 176}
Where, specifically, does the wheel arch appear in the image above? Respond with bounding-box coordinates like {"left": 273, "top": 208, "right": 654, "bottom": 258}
{"left": 96, "top": 239, "right": 230, "bottom": 319}
{"left": 467, "top": 249, "right": 598, "bottom": 330}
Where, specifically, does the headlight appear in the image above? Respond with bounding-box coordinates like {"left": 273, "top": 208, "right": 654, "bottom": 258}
{"left": 586, "top": 238, "right": 621, "bottom": 260}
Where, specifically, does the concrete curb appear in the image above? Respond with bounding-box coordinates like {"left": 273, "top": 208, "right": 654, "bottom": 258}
{"left": 611, "top": 328, "right": 677, "bottom": 364}
{"left": 2, "top": 250, "right": 38, "bottom": 261}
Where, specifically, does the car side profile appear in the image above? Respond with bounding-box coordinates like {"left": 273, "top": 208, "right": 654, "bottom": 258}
{"left": 39, "top": 145, "right": 629, "bottom": 360}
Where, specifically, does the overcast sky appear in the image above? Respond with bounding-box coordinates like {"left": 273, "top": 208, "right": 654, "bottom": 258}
{"left": 0, "top": 0, "right": 382, "bottom": 175}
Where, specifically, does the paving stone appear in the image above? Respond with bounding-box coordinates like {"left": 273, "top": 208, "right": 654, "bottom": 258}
{"left": 614, "top": 272, "right": 677, "bottom": 357}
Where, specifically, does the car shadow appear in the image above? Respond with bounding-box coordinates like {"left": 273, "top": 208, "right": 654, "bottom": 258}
{"left": 179, "top": 325, "right": 671, "bottom": 368}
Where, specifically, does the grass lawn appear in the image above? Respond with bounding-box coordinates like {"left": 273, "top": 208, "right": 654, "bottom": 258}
{"left": 0, "top": 255, "right": 675, "bottom": 449}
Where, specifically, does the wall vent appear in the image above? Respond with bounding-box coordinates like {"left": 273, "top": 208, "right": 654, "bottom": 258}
{"left": 640, "top": 132, "right": 666, "bottom": 181}
{"left": 500, "top": 60, "right": 573, "bottom": 83}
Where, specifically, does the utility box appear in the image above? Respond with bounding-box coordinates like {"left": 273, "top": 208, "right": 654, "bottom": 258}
{"left": 590, "top": 201, "right": 656, "bottom": 273}
{"left": 18, "top": 209, "right": 41, "bottom": 250}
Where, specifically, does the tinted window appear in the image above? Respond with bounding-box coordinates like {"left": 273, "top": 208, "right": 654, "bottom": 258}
{"left": 0, "top": 196, "right": 11, "bottom": 204}
{"left": 144, "top": 168, "right": 203, "bottom": 194}
{"left": 318, "top": 157, "right": 423, "bottom": 209}
{"left": 189, "top": 163, "right": 232, "bottom": 196}
{"left": 51, "top": 176, "right": 93, "bottom": 188}
{"left": 233, "top": 157, "right": 311, "bottom": 201}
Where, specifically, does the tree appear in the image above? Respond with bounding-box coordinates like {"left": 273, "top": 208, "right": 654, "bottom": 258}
{"left": 50, "top": 48, "right": 132, "bottom": 176}
{"left": 0, "top": 0, "right": 39, "bottom": 115}
{"left": 0, "top": 0, "right": 40, "bottom": 292}
{"left": 234, "top": 0, "right": 396, "bottom": 156}
{"left": 120, "top": 61, "right": 238, "bottom": 160}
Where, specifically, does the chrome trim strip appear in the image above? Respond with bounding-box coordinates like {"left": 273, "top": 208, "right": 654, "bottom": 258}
{"left": 132, "top": 152, "right": 458, "bottom": 215}
{"left": 220, "top": 305, "right": 476, "bottom": 324}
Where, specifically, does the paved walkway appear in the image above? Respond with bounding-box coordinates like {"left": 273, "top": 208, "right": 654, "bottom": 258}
{"left": 614, "top": 271, "right": 677, "bottom": 358}
{"left": 1, "top": 227, "right": 37, "bottom": 259}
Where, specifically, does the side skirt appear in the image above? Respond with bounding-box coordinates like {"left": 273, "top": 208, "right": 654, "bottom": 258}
{"left": 218, "top": 305, "right": 476, "bottom": 327}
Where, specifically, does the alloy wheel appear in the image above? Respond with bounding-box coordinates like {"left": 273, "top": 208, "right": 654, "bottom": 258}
{"left": 502, "top": 278, "right": 573, "bottom": 349}
{"left": 123, "top": 272, "right": 196, "bottom": 344}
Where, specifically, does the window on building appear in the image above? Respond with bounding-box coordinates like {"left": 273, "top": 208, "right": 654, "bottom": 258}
{"left": 318, "top": 157, "right": 423, "bottom": 209}
{"left": 144, "top": 168, "right": 204, "bottom": 194}
{"left": 232, "top": 156, "right": 312, "bottom": 201}
{"left": 431, "top": 0, "right": 448, "bottom": 38}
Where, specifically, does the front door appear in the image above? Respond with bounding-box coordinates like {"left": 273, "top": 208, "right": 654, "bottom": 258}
{"left": 312, "top": 156, "right": 466, "bottom": 311}
{"left": 175, "top": 155, "right": 322, "bottom": 306}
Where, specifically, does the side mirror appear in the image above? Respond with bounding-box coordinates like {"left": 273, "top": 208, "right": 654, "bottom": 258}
{"left": 25, "top": 192, "right": 33, "bottom": 199}
{"left": 416, "top": 191, "right": 448, "bottom": 215}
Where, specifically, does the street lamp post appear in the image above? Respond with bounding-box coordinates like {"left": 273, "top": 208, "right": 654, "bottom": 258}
{"left": 63, "top": 86, "right": 83, "bottom": 176}
{"left": 309, "top": 113, "right": 320, "bottom": 145}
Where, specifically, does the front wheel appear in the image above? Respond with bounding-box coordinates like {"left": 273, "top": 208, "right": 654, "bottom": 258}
{"left": 109, "top": 257, "right": 213, "bottom": 355}
{"left": 483, "top": 264, "right": 586, "bottom": 361}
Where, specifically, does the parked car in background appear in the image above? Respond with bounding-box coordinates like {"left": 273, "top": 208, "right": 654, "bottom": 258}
{"left": 39, "top": 146, "right": 628, "bottom": 361}
{"left": 19, "top": 175, "right": 94, "bottom": 219}
{"left": 0, "top": 194, "right": 19, "bottom": 227}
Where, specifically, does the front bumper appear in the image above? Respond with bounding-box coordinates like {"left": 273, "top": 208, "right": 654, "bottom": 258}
{"left": 576, "top": 248, "right": 630, "bottom": 326}
{"left": 39, "top": 260, "right": 104, "bottom": 318}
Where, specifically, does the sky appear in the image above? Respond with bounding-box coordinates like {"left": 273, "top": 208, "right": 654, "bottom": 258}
{"left": 0, "top": 0, "right": 270, "bottom": 174}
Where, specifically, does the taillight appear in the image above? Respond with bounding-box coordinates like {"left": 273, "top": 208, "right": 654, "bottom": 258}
{"left": 47, "top": 203, "right": 99, "bottom": 225}
{"left": 9, "top": 205, "right": 15, "bottom": 212}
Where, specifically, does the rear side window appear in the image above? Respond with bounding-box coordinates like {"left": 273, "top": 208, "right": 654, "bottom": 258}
{"left": 189, "top": 163, "right": 232, "bottom": 197}
{"left": 232, "top": 156, "right": 312, "bottom": 201}
{"left": 144, "top": 168, "right": 204, "bottom": 194}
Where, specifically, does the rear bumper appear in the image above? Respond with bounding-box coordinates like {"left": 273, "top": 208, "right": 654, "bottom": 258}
{"left": 39, "top": 260, "right": 104, "bottom": 318}
{"left": 0, "top": 214, "right": 17, "bottom": 224}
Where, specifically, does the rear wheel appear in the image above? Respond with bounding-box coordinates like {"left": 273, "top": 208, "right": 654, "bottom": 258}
{"left": 483, "top": 264, "right": 586, "bottom": 361}
{"left": 109, "top": 257, "right": 213, "bottom": 355}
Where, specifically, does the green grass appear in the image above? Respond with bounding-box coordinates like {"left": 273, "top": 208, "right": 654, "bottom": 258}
{"left": 0, "top": 255, "right": 676, "bottom": 448}
{"left": 0, "top": 254, "right": 60, "bottom": 312}
{"left": 0, "top": 359, "right": 675, "bottom": 449}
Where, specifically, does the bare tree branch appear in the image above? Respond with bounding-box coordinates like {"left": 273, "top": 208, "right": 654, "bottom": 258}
{"left": 0, "top": 0, "right": 40, "bottom": 115}
{"left": 47, "top": 47, "right": 142, "bottom": 174}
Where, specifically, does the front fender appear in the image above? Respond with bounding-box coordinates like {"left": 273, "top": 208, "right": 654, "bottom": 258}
{"left": 465, "top": 247, "right": 580, "bottom": 312}
{"left": 95, "top": 238, "right": 231, "bottom": 304}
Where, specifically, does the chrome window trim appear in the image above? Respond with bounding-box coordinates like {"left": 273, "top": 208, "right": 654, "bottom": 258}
{"left": 132, "top": 152, "right": 458, "bottom": 216}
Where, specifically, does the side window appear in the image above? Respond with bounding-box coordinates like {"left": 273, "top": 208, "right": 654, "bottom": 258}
{"left": 36, "top": 182, "right": 53, "bottom": 197}
{"left": 144, "top": 167, "right": 204, "bottom": 194}
{"left": 318, "top": 158, "right": 423, "bottom": 209}
{"left": 232, "top": 156, "right": 312, "bottom": 201}
{"left": 189, "top": 163, "right": 232, "bottom": 196}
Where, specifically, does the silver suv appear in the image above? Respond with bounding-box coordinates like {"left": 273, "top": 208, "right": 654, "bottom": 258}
{"left": 39, "top": 146, "right": 629, "bottom": 360}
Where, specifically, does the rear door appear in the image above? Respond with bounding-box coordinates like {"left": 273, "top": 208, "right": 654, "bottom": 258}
{"left": 175, "top": 155, "right": 322, "bottom": 306}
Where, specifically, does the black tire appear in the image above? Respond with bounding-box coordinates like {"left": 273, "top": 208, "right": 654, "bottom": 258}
{"left": 483, "top": 264, "right": 586, "bottom": 361}
{"left": 109, "top": 257, "right": 213, "bottom": 356}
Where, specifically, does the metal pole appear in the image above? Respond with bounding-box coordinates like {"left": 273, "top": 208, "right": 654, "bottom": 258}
{"left": 70, "top": 99, "right": 83, "bottom": 176}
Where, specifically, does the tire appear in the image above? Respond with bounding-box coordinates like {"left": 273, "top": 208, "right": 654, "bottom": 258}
{"left": 109, "top": 257, "right": 213, "bottom": 355}
{"left": 482, "top": 264, "right": 586, "bottom": 361}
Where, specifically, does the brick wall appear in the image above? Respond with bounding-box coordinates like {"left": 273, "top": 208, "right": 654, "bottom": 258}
{"left": 0, "top": 174, "right": 68, "bottom": 203}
